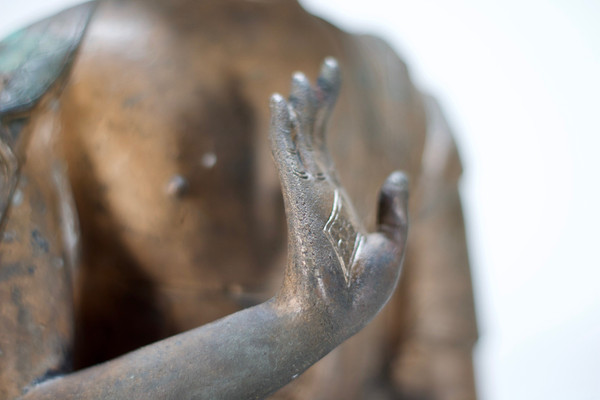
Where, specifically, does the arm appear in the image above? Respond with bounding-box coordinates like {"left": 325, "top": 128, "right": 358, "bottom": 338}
{"left": 22, "top": 299, "right": 336, "bottom": 399}
{"left": 21, "top": 59, "right": 410, "bottom": 399}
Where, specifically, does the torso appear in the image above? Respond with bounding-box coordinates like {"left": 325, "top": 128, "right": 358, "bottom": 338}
{"left": 58, "top": 0, "right": 426, "bottom": 394}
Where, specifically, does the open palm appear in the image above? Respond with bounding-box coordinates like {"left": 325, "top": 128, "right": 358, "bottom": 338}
{"left": 270, "top": 58, "right": 410, "bottom": 335}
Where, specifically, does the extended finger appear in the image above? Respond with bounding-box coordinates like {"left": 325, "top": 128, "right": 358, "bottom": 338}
{"left": 269, "top": 94, "right": 306, "bottom": 179}
{"left": 289, "top": 72, "right": 317, "bottom": 134}
{"left": 314, "top": 57, "right": 341, "bottom": 145}
{"left": 289, "top": 72, "right": 319, "bottom": 176}
{"left": 376, "top": 171, "right": 409, "bottom": 245}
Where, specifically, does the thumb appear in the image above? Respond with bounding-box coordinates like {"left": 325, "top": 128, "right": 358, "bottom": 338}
{"left": 376, "top": 171, "right": 409, "bottom": 245}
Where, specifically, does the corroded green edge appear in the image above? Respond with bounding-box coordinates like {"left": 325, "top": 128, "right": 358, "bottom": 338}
{"left": 0, "top": 1, "right": 96, "bottom": 228}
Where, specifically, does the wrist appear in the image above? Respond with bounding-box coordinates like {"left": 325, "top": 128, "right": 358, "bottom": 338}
{"left": 271, "top": 290, "right": 351, "bottom": 347}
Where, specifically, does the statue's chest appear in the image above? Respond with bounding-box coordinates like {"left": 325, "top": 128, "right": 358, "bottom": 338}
{"left": 61, "top": 82, "right": 284, "bottom": 331}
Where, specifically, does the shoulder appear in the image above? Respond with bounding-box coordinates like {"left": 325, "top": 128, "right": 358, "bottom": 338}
{"left": 352, "top": 34, "right": 413, "bottom": 100}
{"left": 0, "top": 1, "right": 96, "bottom": 226}
{"left": 0, "top": 1, "right": 96, "bottom": 116}
{"left": 420, "top": 94, "right": 463, "bottom": 184}
{"left": 342, "top": 33, "right": 428, "bottom": 179}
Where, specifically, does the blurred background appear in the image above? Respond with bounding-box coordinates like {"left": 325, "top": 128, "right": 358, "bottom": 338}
{"left": 1, "top": 1, "right": 599, "bottom": 399}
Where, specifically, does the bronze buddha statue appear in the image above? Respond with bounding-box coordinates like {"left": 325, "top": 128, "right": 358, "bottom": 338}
{"left": 0, "top": 1, "right": 477, "bottom": 398}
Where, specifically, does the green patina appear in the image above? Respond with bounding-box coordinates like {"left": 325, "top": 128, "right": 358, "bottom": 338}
{"left": 0, "top": 2, "right": 96, "bottom": 227}
{"left": 0, "top": 2, "right": 96, "bottom": 116}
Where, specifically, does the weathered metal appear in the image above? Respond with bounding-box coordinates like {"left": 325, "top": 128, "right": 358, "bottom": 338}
{"left": 0, "top": 1, "right": 477, "bottom": 399}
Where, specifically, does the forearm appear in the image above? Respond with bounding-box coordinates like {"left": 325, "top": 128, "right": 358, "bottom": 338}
{"left": 22, "top": 299, "right": 341, "bottom": 400}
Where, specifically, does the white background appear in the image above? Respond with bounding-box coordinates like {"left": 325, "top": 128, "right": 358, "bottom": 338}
{"left": 1, "top": 1, "right": 599, "bottom": 399}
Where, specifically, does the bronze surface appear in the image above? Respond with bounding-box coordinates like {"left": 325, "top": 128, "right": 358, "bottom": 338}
{"left": 0, "top": 1, "right": 477, "bottom": 399}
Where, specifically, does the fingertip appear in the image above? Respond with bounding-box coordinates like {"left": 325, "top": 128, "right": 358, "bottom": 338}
{"left": 270, "top": 93, "right": 286, "bottom": 109}
{"left": 383, "top": 171, "right": 409, "bottom": 195}
{"left": 321, "top": 57, "right": 340, "bottom": 78}
{"left": 383, "top": 171, "right": 409, "bottom": 215}
{"left": 324, "top": 56, "right": 338, "bottom": 67}
{"left": 377, "top": 171, "right": 410, "bottom": 242}
{"left": 318, "top": 56, "right": 341, "bottom": 93}
{"left": 290, "top": 72, "right": 313, "bottom": 105}
{"left": 269, "top": 96, "right": 293, "bottom": 151}
{"left": 270, "top": 93, "right": 290, "bottom": 119}
{"left": 292, "top": 71, "right": 310, "bottom": 86}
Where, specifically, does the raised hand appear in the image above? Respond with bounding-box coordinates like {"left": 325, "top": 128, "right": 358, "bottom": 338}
{"left": 270, "top": 58, "right": 410, "bottom": 336}
{"left": 15, "top": 58, "right": 411, "bottom": 400}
